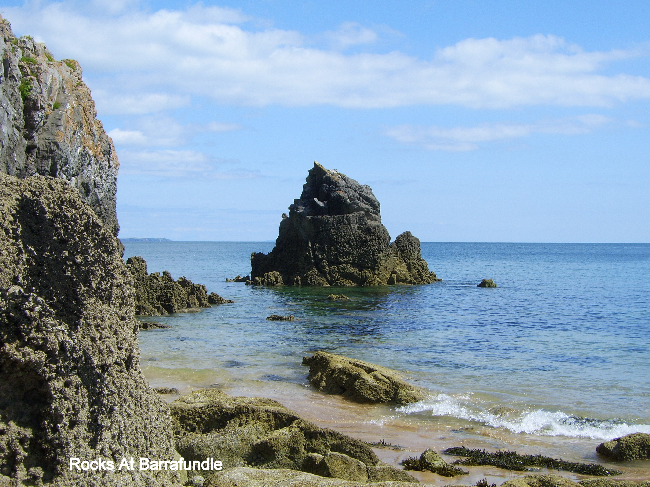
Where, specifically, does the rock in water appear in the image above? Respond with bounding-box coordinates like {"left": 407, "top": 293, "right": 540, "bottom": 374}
{"left": 596, "top": 433, "right": 650, "bottom": 461}
{"left": 302, "top": 351, "right": 427, "bottom": 405}
{"left": 251, "top": 162, "right": 439, "bottom": 286}
{"left": 0, "top": 17, "right": 119, "bottom": 235}
{"left": 0, "top": 175, "right": 178, "bottom": 485}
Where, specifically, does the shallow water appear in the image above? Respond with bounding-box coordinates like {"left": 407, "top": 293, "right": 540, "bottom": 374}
{"left": 125, "top": 241, "right": 650, "bottom": 482}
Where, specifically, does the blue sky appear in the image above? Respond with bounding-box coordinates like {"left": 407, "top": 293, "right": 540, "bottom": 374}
{"left": 3, "top": 0, "right": 649, "bottom": 242}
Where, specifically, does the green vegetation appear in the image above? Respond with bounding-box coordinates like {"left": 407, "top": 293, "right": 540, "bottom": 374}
{"left": 20, "top": 55, "right": 37, "bottom": 64}
{"left": 444, "top": 446, "right": 622, "bottom": 476}
{"left": 53, "top": 101, "right": 61, "bottom": 110}
{"left": 46, "top": 53, "right": 54, "bottom": 62}
{"left": 19, "top": 79, "right": 32, "bottom": 102}
{"left": 64, "top": 59, "right": 77, "bottom": 70}
{"left": 401, "top": 454, "right": 468, "bottom": 477}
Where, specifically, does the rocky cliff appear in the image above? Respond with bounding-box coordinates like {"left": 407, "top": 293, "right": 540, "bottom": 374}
{"left": 251, "top": 162, "right": 439, "bottom": 286}
{"left": 0, "top": 175, "right": 178, "bottom": 485}
{"left": 0, "top": 16, "right": 119, "bottom": 236}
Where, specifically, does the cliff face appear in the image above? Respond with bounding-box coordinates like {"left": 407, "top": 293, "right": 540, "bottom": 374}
{"left": 251, "top": 162, "right": 439, "bottom": 286}
{"left": 0, "top": 175, "right": 177, "bottom": 485}
{"left": 0, "top": 17, "right": 119, "bottom": 236}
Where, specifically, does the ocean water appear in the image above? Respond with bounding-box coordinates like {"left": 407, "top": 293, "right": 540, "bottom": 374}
{"left": 123, "top": 241, "right": 650, "bottom": 460}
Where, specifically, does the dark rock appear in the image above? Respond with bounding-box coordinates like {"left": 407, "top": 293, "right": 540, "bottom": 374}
{"left": 171, "top": 389, "right": 415, "bottom": 483}
{"left": 302, "top": 352, "right": 426, "bottom": 405}
{"left": 126, "top": 255, "right": 231, "bottom": 315}
{"left": 226, "top": 275, "right": 250, "bottom": 283}
{"left": 327, "top": 294, "right": 349, "bottom": 301}
{"left": 0, "top": 174, "right": 178, "bottom": 485}
{"left": 401, "top": 449, "right": 468, "bottom": 477}
{"left": 208, "top": 292, "right": 234, "bottom": 305}
{"left": 0, "top": 18, "right": 119, "bottom": 236}
{"left": 153, "top": 387, "right": 180, "bottom": 395}
{"left": 596, "top": 433, "right": 650, "bottom": 461}
{"left": 266, "top": 314, "right": 295, "bottom": 321}
{"left": 250, "top": 162, "right": 439, "bottom": 286}
{"left": 138, "top": 320, "right": 172, "bottom": 330}
{"left": 477, "top": 279, "right": 497, "bottom": 288}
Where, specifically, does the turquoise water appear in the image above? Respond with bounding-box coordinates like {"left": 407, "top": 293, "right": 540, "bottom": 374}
{"left": 123, "top": 241, "right": 650, "bottom": 442}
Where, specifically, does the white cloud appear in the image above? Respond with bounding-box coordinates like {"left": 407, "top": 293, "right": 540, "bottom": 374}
{"left": 108, "top": 128, "right": 147, "bottom": 145}
{"left": 324, "top": 22, "right": 378, "bottom": 50}
{"left": 119, "top": 149, "right": 257, "bottom": 179}
{"left": 206, "top": 122, "right": 243, "bottom": 133}
{"left": 91, "top": 91, "right": 190, "bottom": 115}
{"left": 4, "top": 3, "right": 650, "bottom": 111}
{"left": 385, "top": 114, "right": 615, "bottom": 151}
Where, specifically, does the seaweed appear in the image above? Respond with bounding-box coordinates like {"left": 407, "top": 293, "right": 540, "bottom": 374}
{"left": 444, "top": 446, "right": 622, "bottom": 476}
{"left": 367, "top": 439, "right": 404, "bottom": 450}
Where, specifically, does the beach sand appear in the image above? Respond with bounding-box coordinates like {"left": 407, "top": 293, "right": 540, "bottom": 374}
{"left": 143, "top": 365, "right": 650, "bottom": 485}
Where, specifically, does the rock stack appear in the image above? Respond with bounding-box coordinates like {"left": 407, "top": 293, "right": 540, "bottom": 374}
{"left": 251, "top": 162, "right": 439, "bottom": 286}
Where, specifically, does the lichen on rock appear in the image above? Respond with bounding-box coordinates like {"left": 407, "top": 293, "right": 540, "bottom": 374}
{"left": 0, "top": 174, "right": 178, "bottom": 486}
{"left": 0, "top": 18, "right": 119, "bottom": 235}
{"left": 250, "top": 162, "right": 439, "bottom": 286}
{"left": 302, "top": 352, "right": 426, "bottom": 405}
{"left": 596, "top": 433, "right": 650, "bottom": 461}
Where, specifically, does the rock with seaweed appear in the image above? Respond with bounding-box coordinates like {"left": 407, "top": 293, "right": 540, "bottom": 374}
{"left": 170, "top": 389, "right": 416, "bottom": 484}
{"left": 444, "top": 446, "right": 621, "bottom": 476}
{"left": 250, "top": 162, "right": 439, "bottom": 286}
{"left": 0, "top": 174, "right": 178, "bottom": 486}
{"left": 401, "top": 449, "right": 468, "bottom": 477}
{"left": 266, "top": 314, "right": 295, "bottom": 321}
{"left": 0, "top": 17, "right": 119, "bottom": 236}
{"left": 125, "top": 255, "right": 232, "bottom": 315}
{"left": 477, "top": 279, "right": 497, "bottom": 288}
{"left": 302, "top": 352, "right": 426, "bottom": 405}
{"left": 579, "top": 480, "right": 650, "bottom": 487}
{"left": 500, "top": 474, "right": 581, "bottom": 487}
{"left": 596, "top": 433, "right": 650, "bottom": 461}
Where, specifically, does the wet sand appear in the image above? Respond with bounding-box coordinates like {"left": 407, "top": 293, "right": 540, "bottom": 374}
{"left": 143, "top": 365, "right": 650, "bottom": 485}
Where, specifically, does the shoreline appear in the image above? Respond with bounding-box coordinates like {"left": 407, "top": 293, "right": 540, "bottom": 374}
{"left": 142, "top": 365, "right": 650, "bottom": 485}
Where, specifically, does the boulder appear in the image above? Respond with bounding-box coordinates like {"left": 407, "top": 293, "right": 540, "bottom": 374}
{"left": 170, "top": 389, "right": 415, "bottom": 483}
{"left": 0, "top": 174, "right": 178, "bottom": 485}
{"left": 0, "top": 17, "right": 119, "bottom": 235}
{"left": 302, "top": 352, "right": 426, "bottom": 405}
{"left": 596, "top": 433, "right": 650, "bottom": 461}
{"left": 208, "top": 292, "right": 234, "bottom": 305}
{"left": 401, "top": 449, "right": 467, "bottom": 477}
{"left": 250, "top": 162, "right": 439, "bottom": 286}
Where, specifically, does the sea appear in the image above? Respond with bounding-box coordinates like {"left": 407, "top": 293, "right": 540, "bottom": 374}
{"left": 122, "top": 241, "right": 650, "bottom": 484}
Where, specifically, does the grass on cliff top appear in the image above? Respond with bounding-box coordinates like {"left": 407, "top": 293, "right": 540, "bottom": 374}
{"left": 444, "top": 446, "right": 622, "bottom": 476}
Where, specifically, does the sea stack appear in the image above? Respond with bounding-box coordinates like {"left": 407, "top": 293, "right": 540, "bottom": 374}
{"left": 251, "top": 162, "right": 439, "bottom": 286}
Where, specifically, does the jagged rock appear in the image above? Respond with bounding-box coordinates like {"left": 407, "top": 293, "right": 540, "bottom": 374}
{"left": 125, "top": 255, "right": 230, "bottom": 315}
{"left": 171, "top": 389, "right": 415, "bottom": 484}
{"left": 478, "top": 279, "right": 497, "bottom": 288}
{"left": 208, "top": 292, "right": 234, "bottom": 305}
{"left": 206, "top": 466, "right": 418, "bottom": 486}
{"left": 0, "top": 17, "right": 119, "bottom": 235}
{"left": 250, "top": 162, "right": 439, "bottom": 286}
{"left": 266, "top": 314, "right": 295, "bottom": 321}
{"left": 302, "top": 352, "right": 426, "bottom": 405}
{"left": 401, "top": 449, "right": 467, "bottom": 477}
{"left": 0, "top": 174, "right": 178, "bottom": 485}
{"left": 596, "top": 433, "right": 650, "bottom": 461}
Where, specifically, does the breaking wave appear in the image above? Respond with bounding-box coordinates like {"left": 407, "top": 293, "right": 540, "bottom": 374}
{"left": 397, "top": 393, "right": 650, "bottom": 440}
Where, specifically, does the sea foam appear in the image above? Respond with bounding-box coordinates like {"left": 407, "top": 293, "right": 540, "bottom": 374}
{"left": 397, "top": 394, "right": 650, "bottom": 440}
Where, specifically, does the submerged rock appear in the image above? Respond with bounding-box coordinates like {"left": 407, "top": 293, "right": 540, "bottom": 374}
{"left": 251, "top": 162, "right": 439, "bottom": 286}
{"left": 126, "top": 255, "right": 232, "bottom": 315}
{"left": 266, "top": 314, "right": 295, "bottom": 321}
{"left": 170, "top": 389, "right": 415, "bottom": 484}
{"left": 0, "top": 17, "right": 119, "bottom": 235}
{"left": 302, "top": 352, "right": 426, "bottom": 405}
{"left": 596, "top": 433, "right": 650, "bottom": 461}
{"left": 478, "top": 279, "right": 497, "bottom": 288}
{"left": 327, "top": 294, "right": 350, "bottom": 301}
{"left": 0, "top": 174, "right": 178, "bottom": 485}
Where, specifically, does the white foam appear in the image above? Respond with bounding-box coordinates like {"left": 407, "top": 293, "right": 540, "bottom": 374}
{"left": 397, "top": 394, "right": 650, "bottom": 440}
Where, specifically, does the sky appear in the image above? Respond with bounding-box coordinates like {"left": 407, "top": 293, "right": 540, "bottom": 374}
{"left": 2, "top": 0, "right": 649, "bottom": 242}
